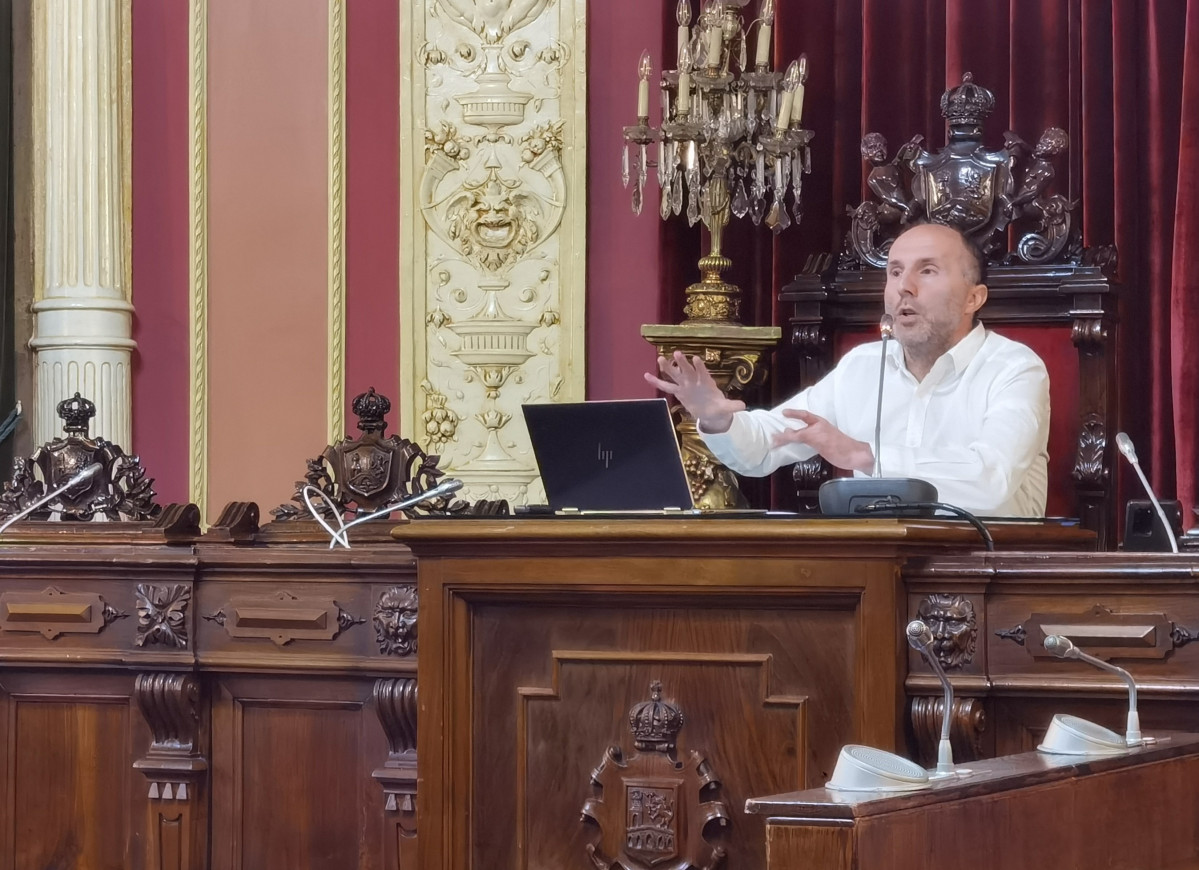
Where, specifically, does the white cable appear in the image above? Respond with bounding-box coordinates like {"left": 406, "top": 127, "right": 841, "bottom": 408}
{"left": 302, "top": 485, "right": 352, "bottom": 549}
{"left": 302, "top": 478, "right": 466, "bottom": 550}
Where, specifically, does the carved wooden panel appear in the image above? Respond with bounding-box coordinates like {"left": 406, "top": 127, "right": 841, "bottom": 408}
{"left": 988, "top": 592, "right": 1199, "bottom": 687}
{"left": 0, "top": 672, "right": 141, "bottom": 869}
{"left": 209, "top": 675, "right": 390, "bottom": 870}
{"left": 994, "top": 603, "right": 1178, "bottom": 660}
{"left": 203, "top": 589, "right": 364, "bottom": 647}
{"left": 0, "top": 585, "right": 127, "bottom": 639}
{"left": 466, "top": 588, "right": 862, "bottom": 870}
{"left": 193, "top": 580, "right": 390, "bottom": 671}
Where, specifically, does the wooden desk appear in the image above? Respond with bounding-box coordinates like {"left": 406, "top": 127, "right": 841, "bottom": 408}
{"left": 399, "top": 516, "right": 1091, "bottom": 870}
{"left": 0, "top": 518, "right": 418, "bottom": 870}
{"left": 746, "top": 734, "right": 1199, "bottom": 870}
{"left": 903, "top": 551, "right": 1199, "bottom": 762}
{"left": 0, "top": 514, "right": 1104, "bottom": 870}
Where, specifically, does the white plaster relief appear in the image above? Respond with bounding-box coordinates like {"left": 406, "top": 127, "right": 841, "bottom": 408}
{"left": 402, "top": 0, "right": 586, "bottom": 507}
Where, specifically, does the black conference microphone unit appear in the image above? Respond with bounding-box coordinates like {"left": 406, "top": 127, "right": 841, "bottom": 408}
{"left": 1115, "top": 431, "right": 1180, "bottom": 553}
{"left": 818, "top": 313, "right": 937, "bottom": 516}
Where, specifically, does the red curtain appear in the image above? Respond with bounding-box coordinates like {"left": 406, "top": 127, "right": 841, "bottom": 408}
{"left": 757, "top": 0, "right": 1199, "bottom": 526}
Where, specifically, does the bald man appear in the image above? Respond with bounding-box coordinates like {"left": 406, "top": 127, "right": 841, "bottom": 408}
{"left": 646, "top": 222, "right": 1051, "bottom": 516}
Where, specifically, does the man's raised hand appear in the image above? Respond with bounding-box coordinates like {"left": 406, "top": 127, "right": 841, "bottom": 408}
{"left": 644, "top": 351, "right": 745, "bottom": 434}
{"left": 774, "top": 409, "right": 874, "bottom": 472}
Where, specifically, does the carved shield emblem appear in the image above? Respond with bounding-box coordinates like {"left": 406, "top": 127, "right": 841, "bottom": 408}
{"left": 915, "top": 150, "right": 1010, "bottom": 233}
{"left": 341, "top": 444, "right": 393, "bottom": 499}
{"left": 625, "top": 781, "right": 679, "bottom": 866}
{"left": 33, "top": 442, "right": 106, "bottom": 507}
{"left": 582, "top": 682, "right": 729, "bottom": 870}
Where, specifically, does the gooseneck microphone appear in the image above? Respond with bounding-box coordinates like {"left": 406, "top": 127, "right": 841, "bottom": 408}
{"left": 817, "top": 315, "right": 937, "bottom": 515}
{"left": 872, "top": 314, "right": 894, "bottom": 477}
{"left": 304, "top": 477, "right": 465, "bottom": 550}
{"left": 1115, "top": 432, "right": 1179, "bottom": 553}
{"left": 907, "top": 619, "right": 955, "bottom": 775}
{"left": 1044, "top": 634, "right": 1142, "bottom": 746}
{"left": 0, "top": 463, "right": 105, "bottom": 535}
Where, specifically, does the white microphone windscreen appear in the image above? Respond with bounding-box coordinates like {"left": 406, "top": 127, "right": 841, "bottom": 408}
{"left": 1043, "top": 635, "right": 1073, "bottom": 658}
{"left": 1115, "top": 431, "right": 1137, "bottom": 462}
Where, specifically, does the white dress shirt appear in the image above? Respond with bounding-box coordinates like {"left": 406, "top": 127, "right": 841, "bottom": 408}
{"left": 700, "top": 324, "right": 1051, "bottom": 516}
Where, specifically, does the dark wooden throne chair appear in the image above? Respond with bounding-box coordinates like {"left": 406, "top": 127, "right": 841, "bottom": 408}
{"left": 776, "top": 74, "right": 1119, "bottom": 547}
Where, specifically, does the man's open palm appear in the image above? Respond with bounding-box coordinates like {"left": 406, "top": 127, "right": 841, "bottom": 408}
{"left": 644, "top": 351, "right": 745, "bottom": 433}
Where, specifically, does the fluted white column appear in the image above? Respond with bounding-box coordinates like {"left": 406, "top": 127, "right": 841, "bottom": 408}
{"left": 29, "top": 0, "right": 134, "bottom": 446}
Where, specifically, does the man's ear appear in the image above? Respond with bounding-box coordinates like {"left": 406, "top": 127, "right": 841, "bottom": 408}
{"left": 966, "top": 282, "right": 988, "bottom": 316}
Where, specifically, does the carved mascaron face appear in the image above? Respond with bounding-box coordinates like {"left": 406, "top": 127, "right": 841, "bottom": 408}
{"left": 917, "top": 594, "right": 977, "bottom": 669}
{"left": 374, "top": 586, "right": 418, "bottom": 656}
{"left": 446, "top": 173, "right": 540, "bottom": 271}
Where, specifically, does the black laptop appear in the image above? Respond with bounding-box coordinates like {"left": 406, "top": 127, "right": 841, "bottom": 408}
{"left": 521, "top": 399, "right": 695, "bottom": 513}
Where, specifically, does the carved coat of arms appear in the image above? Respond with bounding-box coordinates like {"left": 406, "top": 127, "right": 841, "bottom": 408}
{"left": 913, "top": 147, "right": 1011, "bottom": 235}
{"left": 581, "top": 681, "right": 729, "bottom": 870}
{"left": 844, "top": 72, "right": 1078, "bottom": 268}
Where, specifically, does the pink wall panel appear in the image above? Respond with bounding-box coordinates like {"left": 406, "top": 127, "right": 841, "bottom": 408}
{"left": 131, "top": 0, "right": 190, "bottom": 505}
{"left": 205, "top": 0, "right": 329, "bottom": 520}
{"left": 346, "top": 0, "right": 400, "bottom": 429}
{"left": 584, "top": 0, "right": 665, "bottom": 399}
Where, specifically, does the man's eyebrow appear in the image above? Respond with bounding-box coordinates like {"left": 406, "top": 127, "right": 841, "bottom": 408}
{"left": 886, "top": 256, "right": 941, "bottom": 269}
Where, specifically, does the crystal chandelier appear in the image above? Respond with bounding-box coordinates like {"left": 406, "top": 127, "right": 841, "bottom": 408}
{"left": 623, "top": 0, "right": 812, "bottom": 323}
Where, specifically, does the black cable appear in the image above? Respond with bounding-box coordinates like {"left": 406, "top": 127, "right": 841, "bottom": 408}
{"left": 854, "top": 498, "right": 995, "bottom": 551}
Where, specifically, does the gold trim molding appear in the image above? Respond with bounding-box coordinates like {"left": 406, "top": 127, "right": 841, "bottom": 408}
{"left": 327, "top": 0, "right": 347, "bottom": 443}
{"left": 187, "top": 0, "right": 208, "bottom": 520}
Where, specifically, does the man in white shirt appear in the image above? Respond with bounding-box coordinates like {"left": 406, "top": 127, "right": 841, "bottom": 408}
{"left": 644, "top": 222, "right": 1051, "bottom": 517}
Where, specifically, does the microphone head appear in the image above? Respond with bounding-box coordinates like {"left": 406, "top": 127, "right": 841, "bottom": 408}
{"left": 1115, "top": 431, "right": 1137, "bottom": 463}
{"left": 879, "top": 313, "right": 894, "bottom": 339}
{"left": 905, "top": 619, "right": 932, "bottom": 650}
{"left": 436, "top": 478, "right": 464, "bottom": 496}
{"left": 1043, "top": 634, "right": 1076, "bottom": 659}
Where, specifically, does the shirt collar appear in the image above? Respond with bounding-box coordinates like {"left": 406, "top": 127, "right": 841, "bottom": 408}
{"left": 887, "top": 322, "right": 987, "bottom": 379}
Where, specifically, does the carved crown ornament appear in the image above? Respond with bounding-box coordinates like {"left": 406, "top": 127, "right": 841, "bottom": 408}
{"left": 843, "top": 72, "right": 1111, "bottom": 271}
{"left": 582, "top": 681, "right": 730, "bottom": 870}
{"left": 0, "top": 392, "right": 161, "bottom": 523}
{"left": 270, "top": 387, "right": 508, "bottom": 523}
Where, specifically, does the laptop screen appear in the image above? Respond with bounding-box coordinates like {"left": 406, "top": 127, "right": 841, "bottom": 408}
{"left": 522, "top": 399, "right": 695, "bottom": 512}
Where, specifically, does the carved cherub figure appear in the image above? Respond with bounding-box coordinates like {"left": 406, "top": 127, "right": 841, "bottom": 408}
{"left": 1003, "top": 126, "right": 1069, "bottom": 220}
{"left": 861, "top": 132, "right": 916, "bottom": 223}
